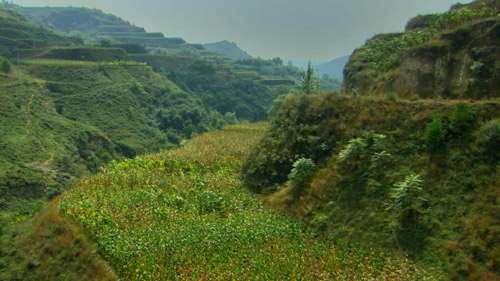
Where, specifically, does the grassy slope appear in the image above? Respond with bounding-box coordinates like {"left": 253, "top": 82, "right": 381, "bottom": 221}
{"left": 0, "top": 58, "right": 228, "bottom": 236}
{"left": 1, "top": 124, "right": 442, "bottom": 281}
{"left": 242, "top": 95, "right": 500, "bottom": 280}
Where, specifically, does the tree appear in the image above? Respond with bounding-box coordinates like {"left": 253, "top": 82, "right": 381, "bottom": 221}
{"left": 300, "top": 62, "right": 318, "bottom": 95}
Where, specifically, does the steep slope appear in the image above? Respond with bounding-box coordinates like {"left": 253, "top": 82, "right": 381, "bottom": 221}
{"left": 0, "top": 59, "right": 228, "bottom": 232}
{"left": 131, "top": 54, "right": 298, "bottom": 121}
{"left": 0, "top": 6, "right": 233, "bottom": 237}
{"left": 13, "top": 4, "right": 301, "bottom": 121}
{"left": 0, "top": 7, "right": 79, "bottom": 56}
{"left": 343, "top": 0, "right": 499, "bottom": 98}
{"left": 1, "top": 124, "right": 442, "bottom": 281}
{"left": 203, "top": 40, "right": 253, "bottom": 60}
{"left": 316, "top": 55, "right": 349, "bottom": 80}
{"left": 242, "top": 94, "right": 500, "bottom": 280}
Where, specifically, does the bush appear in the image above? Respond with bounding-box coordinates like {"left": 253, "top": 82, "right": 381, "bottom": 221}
{"left": 288, "top": 158, "right": 316, "bottom": 201}
{"left": 198, "top": 190, "right": 226, "bottom": 213}
{"left": 425, "top": 115, "right": 447, "bottom": 152}
{"left": 476, "top": 119, "right": 500, "bottom": 161}
{"left": 0, "top": 57, "right": 10, "bottom": 73}
{"left": 449, "top": 103, "right": 475, "bottom": 135}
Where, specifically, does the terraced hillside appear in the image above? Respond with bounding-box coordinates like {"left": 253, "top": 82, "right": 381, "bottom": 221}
{"left": 13, "top": 5, "right": 204, "bottom": 52}
{"left": 0, "top": 8, "right": 78, "bottom": 56}
{"left": 131, "top": 54, "right": 299, "bottom": 121}
{"left": 0, "top": 124, "right": 443, "bottom": 281}
{"left": 344, "top": 0, "right": 499, "bottom": 98}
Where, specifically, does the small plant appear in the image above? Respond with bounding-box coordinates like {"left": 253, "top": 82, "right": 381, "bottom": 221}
{"left": 424, "top": 115, "right": 447, "bottom": 152}
{"left": 389, "top": 173, "right": 429, "bottom": 252}
{"left": 198, "top": 190, "right": 226, "bottom": 213}
{"left": 288, "top": 158, "right": 316, "bottom": 201}
{"left": 390, "top": 173, "right": 425, "bottom": 211}
{"left": 0, "top": 57, "right": 11, "bottom": 73}
{"left": 449, "top": 103, "right": 475, "bottom": 135}
{"left": 476, "top": 119, "right": 500, "bottom": 161}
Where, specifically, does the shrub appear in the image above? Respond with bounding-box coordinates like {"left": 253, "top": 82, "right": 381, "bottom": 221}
{"left": 449, "top": 103, "right": 475, "bottom": 135}
{"left": 0, "top": 57, "right": 10, "bottom": 73}
{"left": 198, "top": 190, "right": 226, "bottom": 213}
{"left": 425, "top": 115, "right": 447, "bottom": 152}
{"left": 288, "top": 158, "right": 316, "bottom": 201}
{"left": 476, "top": 119, "right": 500, "bottom": 161}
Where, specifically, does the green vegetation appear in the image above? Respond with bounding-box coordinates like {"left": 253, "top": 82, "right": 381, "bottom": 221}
{"left": 1, "top": 124, "right": 442, "bottom": 280}
{"left": 424, "top": 115, "right": 447, "bottom": 152}
{"left": 300, "top": 62, "right": 319, "bottom": 95}
{"left": 344, "top": 0, "right": 500, "bottom": 98}
{"left": 288, "top": 158, "right": 316, "bottom": 201}
{"left": 0, "top": 56, "right": 10, "bottom": 72}
{"left": 131, "top": 54, "right": 299, "bottom": 121}
{"left": 243, "top": 95, "right": 500, "bottom": 280}
{"left": 0, "top": 7, "right": 79, "bottom": 57}
{"left": 476, "top": 118, "right": 500, "bottom": 160}
{"left": 0, "top": 1, "right": 498, "bottom": 280}
{"left": 354, "top": 2, "right": 497, "bottom": 72}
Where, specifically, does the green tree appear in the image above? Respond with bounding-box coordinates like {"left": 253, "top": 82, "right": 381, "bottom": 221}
{"left": 301, "top": 62, "right": 318, "bottom": 95}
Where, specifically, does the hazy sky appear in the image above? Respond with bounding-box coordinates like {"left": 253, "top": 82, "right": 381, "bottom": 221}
{"left": 15, "top": 0, "right": 472, "bottom": 61}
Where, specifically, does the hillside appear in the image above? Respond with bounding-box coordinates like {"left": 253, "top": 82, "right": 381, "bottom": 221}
{"left": 0, "top": 7, "right": 79, "bottom": 56}
{"left": 242, "top": 95, "right": 500, "bottom": 280}
{"left": 131, "top": 54, "right": 298, "bottom": 120}
{"left": 316, "top": 55, "right": 349, "bottom": 80}
{"left": 0, "top": 57, "right": 233, "bottom": 232}
{"left": 0, "top": 124, "right": 442, "bottom": 280}
{"left": 203, "top": 40, "right": 253, "bottom": 60}
{"left": 343, "top": 0, "right": 499, "bottom": 98}
{"left": 241, "top": 1, "right": 500, "bottom": 280}
{"left": 15, "top": 6, "right": 199, "bottom": 51}
{"left": 0, "top": 5, "right": 241, "bottom": 238}
{"left": 11, "top": 4, "right": 301, "bottom": 120}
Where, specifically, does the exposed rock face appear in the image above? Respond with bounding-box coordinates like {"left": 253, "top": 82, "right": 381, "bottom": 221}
{"left": 343, "top": 0, "right": 499, "bottom": 99}
{"left": 394, "top": 18, "right": 499, "bottom": 99}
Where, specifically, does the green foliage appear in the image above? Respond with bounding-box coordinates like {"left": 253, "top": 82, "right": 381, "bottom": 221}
{"left": 353, "top": 2, "right": 498, "bottom": 72}
{"left": 0, "top": 7, "right": 78, "bottom": 57}
{"left": 449, "top": 103, "right": 475, "bottom": 136}
{"left": 424, "top": 115, "right": 447, "bottom": 152}
{"left": 300, "top": 62, "right": 319, "bottom": 94}
{"left": 389, "top": 173, "right": 426, "bottom": 212}
{"left": 243, "top": 94, "right": 500, "bottom": 279}
{"left": 0, "top": 56, "right": 10, "bottom": 73}
{"left": 35, "top": 47, "right": 128, "bottom": 61}
{"left": 0, "top": 124, "right": 437, "bottom": 280}
{"left": 132, "top": 54, "right": 298, "bottom": 121}
{"left": 389, "top": 173, "right": 429, "bottom": 252}
{"left": 476, "top": 119, "right": 500, "bottom": 161}
{"left": 288, "top": 158, "right": 315, "bottom": 200}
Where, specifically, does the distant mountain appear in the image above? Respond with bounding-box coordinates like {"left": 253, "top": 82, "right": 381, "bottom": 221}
{"left": 203, "top": 40, "right": 252, "bottom": 60}
{"left": 315, "top": 55, "right": 349, "bottom": 80}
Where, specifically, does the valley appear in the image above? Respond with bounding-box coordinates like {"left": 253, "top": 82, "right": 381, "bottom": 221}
{"left": 0, "top": 0, "right": 499, "bottom": 280}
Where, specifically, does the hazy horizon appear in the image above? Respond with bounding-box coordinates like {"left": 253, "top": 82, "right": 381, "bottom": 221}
{"left": 14, "top": 0, "right": 472, "bottom": 61}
